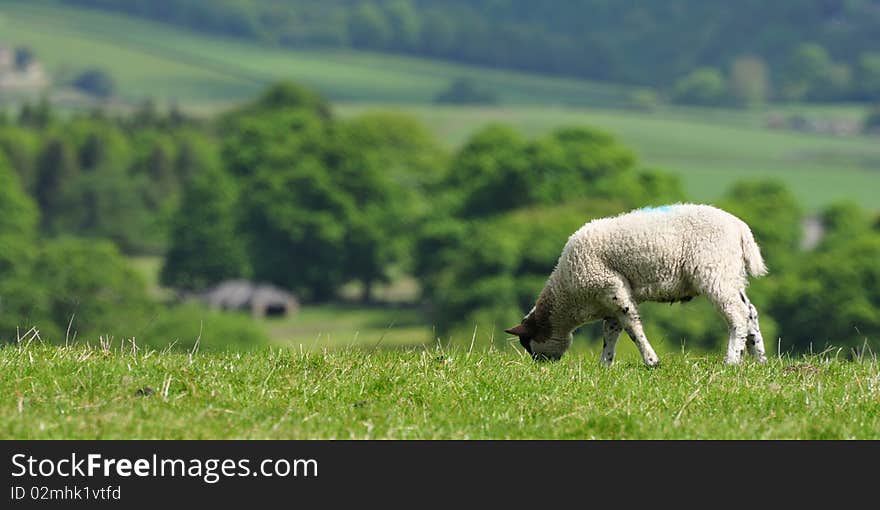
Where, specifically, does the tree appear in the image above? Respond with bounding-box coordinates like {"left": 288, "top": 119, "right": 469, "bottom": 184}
{"left": 31, "top": 238, "right": 154, "bottom": 341}
{"left": 856, "top": 53, "right": 880, "bottom": 101}
{"left": 34, "top": 138, "right": 79, "bottom": 230}
{"left": 240, "top": 157, "right": 355, "bottom": 301}
{"left": 0, "top": 153, "right": 37, "bottom": 247}
{"left": 770, "top": 229, "right": 880, "bottom": 353}
{"left": 718, "top": 180, "right": 803, "bottom": 272}
{"left": 442, "top": 124, "right": 531, "bottom": 217}
{"left": 384, "top": 0, "right": 421, "bottom": 50}
{"left": 0, "top": 126, "right": 40, "bottom": 193}
{"left": 671, "top": 68, "right": 726, "bottom": 106}
{"left": 0, "top": 154, "right": 42, "bottom": 341}
{"left": 348, "top": 1, "right": 392, "bottom": 49}
{"left": 72, "top": 69, "right": 116, "bottom": 99}
{"left": 18, "top": 97, "right": 53, "bottom": 129}
{"left": 160, "top": 164, "right": 250, "bottom": 291}
{"left": 419, "top": 10, "right": 456, "bottom": 56}
{"left": 246, "top": 81, "right": 332, "bottom": 119}
{"left": 434, "top": 77, "right": 498, "bottom": 105}
{"left": 864, "top": 104, "right": 880, "bottom": 134}
{"left": 332, "top": 112, "right": 446, "bottom": 301}
{"left": 781, "top": 43, "right": 832, "bottom": 101}
{"left": 14, "top": 46, "right": 35, "bottom": 69}
{"left": 728, "top": 56, "right": 770, "bottom": 108}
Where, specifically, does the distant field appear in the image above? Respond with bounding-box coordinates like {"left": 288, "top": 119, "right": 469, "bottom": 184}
{"left": 0, "top": 1, "right": 639, "bottom": 109}
{"left": 3, "top": 343, "right": 878, "bottom": 439}
{"left": 337, "top": 103, "right": 880, "bottom": 211}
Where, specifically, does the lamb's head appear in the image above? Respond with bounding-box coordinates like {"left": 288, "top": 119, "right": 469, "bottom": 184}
{"left": 505, "top": 301, "right": 571, "bottom": 361}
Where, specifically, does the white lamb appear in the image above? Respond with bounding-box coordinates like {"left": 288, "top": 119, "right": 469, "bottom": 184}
{"left": 505, "top": 203, "right": 768, "bottom": 366}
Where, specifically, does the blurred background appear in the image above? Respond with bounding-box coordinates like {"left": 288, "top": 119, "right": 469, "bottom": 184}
{"left": 0, "top": 0, "right": 878, "bottom": 358}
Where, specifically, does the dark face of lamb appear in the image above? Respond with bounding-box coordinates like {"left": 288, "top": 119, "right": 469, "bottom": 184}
{"left": 505, "top": 306, "right": 569, "bottom": 361}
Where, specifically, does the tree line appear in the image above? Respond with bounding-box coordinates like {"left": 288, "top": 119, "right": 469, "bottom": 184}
{"left": 63, "top": 0, "right": 880, "bottom": 104}
{"left": 2, "top": 82, "right": 879, "bottom": 353}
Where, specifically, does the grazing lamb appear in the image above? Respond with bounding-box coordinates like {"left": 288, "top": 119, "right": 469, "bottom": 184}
{"left": 505, "top": 204, "right": 768, "bottom": 366}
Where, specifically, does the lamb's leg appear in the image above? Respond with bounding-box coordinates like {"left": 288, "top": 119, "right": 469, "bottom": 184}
{"left": 742, "top": 292, "right": 767, "bottom": 363}
{"left": 601, "top": 318, "right": 622, "bottom": 366}
{"left": 614, "top": 297, "right": 660, "bottom": 368}
{"left": 710, "top": 290, "right": 751, "bottom": 365}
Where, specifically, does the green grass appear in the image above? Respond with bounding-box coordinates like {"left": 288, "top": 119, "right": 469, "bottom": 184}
{"left": 2, "top": 343, "right": 878, "bottom": 439}
{"left": 337, "top": 103, "right": 880, "bottom": 211}
{"left": 261, "top": 305, "right": 432, "bottom": 350}
{"left": 0, "top": 0, "right": 639, "bottom": 109}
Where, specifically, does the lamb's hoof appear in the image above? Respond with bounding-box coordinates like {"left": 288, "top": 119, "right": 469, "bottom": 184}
{"left": 645, "top": 358, "right": 661, "bottom": 369}
{"left": 756, "top": 356, "right": 768, "bottom": 364}
{"left": 724, "top": 357, "right": 742, "bottom": 365}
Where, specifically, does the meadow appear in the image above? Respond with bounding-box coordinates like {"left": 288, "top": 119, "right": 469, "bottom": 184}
{"left": 2, "top": 342, "right": 878, "bottom": 439}
{"left": 337, "top": 103, "right": 880, "bottom": 211}
{"left": 0, "top": 0, "right": 638, "bottom": 108}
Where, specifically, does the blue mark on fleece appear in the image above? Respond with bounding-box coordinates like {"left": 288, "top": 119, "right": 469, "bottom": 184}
{"left": 640, "top": 205, "right": 675, "bottom": 213}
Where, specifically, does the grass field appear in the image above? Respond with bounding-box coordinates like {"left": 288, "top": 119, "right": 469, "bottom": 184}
{"left": 337, "top": 103, "right": 880, "bottom": 211}
{"left": 0, "top": 0, "right": 639, "bottom": 109}
{"left": 2, "top": 342, "right": 878, "bottom": 439}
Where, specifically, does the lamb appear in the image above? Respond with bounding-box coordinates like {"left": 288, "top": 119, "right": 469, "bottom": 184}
{"left": 504, "top": 203, "right": 768, "bottom": 366}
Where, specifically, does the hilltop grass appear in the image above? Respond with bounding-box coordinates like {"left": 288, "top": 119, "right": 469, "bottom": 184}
{"left": 0, "top": 0, "right": 638, "bottom": 108}
{"left": 2, "top": 342, "right": 878, "bottom": 439}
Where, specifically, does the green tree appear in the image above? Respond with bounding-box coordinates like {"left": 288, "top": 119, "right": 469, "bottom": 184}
{"left": 161, "top": 164, "right": 250, "bottom": 291}
{"left": 0, "top": 154, "right": 42, "bottom": 341}
{"left": 864, "top": 104, "right": 880, "bottom": 134}
{"left": 718, "top": 180, "right": 803, "bottom": 272}
{"left": 31, "top": 238, "right": 154, "bottom": 342}
{"left": 434, "top": 77, "right": 498, "bottom": 105}
{"left": 34, "top": 138, "right": 80, "bottom": 230}
{"left": 384, "top": 0, "right": 421, "bottom": 50}
{"left": 728, "top": 56, "right": 770, "bottom": 108}
{"left": 780, "top": 43, "right": 849, "bottom": 101}
{"left": 0, "top": 126, "right": 40, "bottom": 193}
{"left": 671, "top": 68, "right": 726, "bottom": 106}
{"left": 348, "top": 1, "right": 392, "bottom": 49}
{"left": 442, "top": 124, "right": 531, "bottom": 218}
{"left": 332, "top": 112, "right": 446, "bottom": 301}
{"left": 54, "top": 166, "right": 154, "bottom": 252}
{"left": 240, "top": 158, "right": 355, "bottom": 301}
{"left": 0, "top": 154, "right": 36, "bottom": 275}
{"left": 419, "top": 10, "right": 456, "bottom": 56}
{"left": 771, "top": 229, "right": 880, "bottom": 353}
{"left": 72, "top": 68, "right": 116, "bottom": 99}
{"left": 856, "top": 53, "right": 880, "bottom": 101}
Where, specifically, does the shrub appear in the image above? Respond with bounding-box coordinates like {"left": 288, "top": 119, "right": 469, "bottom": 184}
{"left": 141, "top": 303, "right": 270, "bottom": 352}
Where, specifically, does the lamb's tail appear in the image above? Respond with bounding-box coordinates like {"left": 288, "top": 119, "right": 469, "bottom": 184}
{"left": 740, "top": 222, "right": 768, "bottom": 277}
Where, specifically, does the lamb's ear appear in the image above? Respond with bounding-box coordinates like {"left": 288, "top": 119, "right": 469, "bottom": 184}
{"left": 505, "top": 324, "right": 529, "bottom": 336}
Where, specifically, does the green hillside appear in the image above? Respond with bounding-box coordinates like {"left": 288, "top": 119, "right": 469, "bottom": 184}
{"left": 340, "top": 103, "right": 880, "bottom": 210}
{"left": 0, "top": 1, "right": 639, "bottom": 109}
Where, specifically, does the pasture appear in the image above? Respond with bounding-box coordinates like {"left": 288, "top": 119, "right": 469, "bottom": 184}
{"left": 0, "top": 1, "right": 638, "bottom": 109}
{"left": 337, "top": 103, "right": 880, "bottom": 211}
{"left": 1, "top": 342, "right": 878, "bottom": 439}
